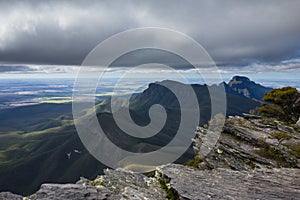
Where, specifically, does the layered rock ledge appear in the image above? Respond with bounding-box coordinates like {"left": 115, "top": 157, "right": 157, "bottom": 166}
{"left": 1, "top": 115, "right": 300, "bottom": 199}
{"left": 157, "top": 164, "right": 300, "bottom": 200}
{"left": 2, "top": 164, "right": 300, "bottom": 200}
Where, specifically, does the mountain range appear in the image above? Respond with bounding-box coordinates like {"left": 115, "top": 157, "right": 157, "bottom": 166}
{"left": 0, "top": 76, "right": 271, "bottom": 195}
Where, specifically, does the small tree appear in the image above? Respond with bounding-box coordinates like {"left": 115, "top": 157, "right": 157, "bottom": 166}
{"left": 258, "top": 87, "right": 300, "bottom": 123}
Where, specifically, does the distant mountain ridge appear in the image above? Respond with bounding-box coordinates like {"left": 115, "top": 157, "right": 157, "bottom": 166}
{"left": 134, "top": 76, "right": 271, "bottom": 107}
{"left": 127, "top": 76, "right": 269, "bottom": 121}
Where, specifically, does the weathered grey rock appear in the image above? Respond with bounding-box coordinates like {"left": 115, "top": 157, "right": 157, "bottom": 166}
{"left": 26, "top": 168, "right": 166, "bottom": 200}
{"left": 0, "top": 192, "right": 22, "bottom": 200}
{"left": 87, "top": 168, "right": 166, "bottom": 200}
{"left": 2, "top": 116, "right": 300, "bottom": 199}
{"left": 29, "top": 183, "right": 115, "bottom": 200}
{"left": 156, "top": 164, "right": 300, "bottom": 200}
{"left": 194, "top": 116, "right": 300, "bottom": 170}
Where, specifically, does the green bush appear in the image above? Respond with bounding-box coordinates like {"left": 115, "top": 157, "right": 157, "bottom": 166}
{"left": 257, "top": 87, "right": 300, "bottom": 123}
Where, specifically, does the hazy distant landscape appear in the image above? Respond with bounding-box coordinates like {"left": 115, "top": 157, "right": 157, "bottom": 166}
{"left": 0, "top": 77, "right": 299, "bottom": 110}
{"left": 0, "top": 78, "right": 147, "bottom": 110}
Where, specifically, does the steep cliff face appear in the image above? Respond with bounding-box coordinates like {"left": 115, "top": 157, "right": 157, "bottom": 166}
{"left": 1, "top": 115, "right": 300, "bottom": 200}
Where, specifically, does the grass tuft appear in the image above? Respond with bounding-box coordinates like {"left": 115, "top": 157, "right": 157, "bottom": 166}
{"left": 158, "top": 178, "right": 179, "bottom": 200}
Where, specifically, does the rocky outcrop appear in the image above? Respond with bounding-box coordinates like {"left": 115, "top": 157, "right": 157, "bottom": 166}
{"left": 158, "top": 114, "right": 300, "bottom": 199}
{"left": 3, "top": 164, "right": 299, "bottom": 200}
{"left": 193, "top": 115, "right": 300, "bottom": 170}
{"left": 22, "top": 168, "right": 165, "bottom": 200}
{"left": 1, "top": 115, "right": 300, "bottom": 199}
{"left": 0, "top": 192, "right": 22, "bottom": 200}
{"left": 156, "top": 164, "right": 300, "bottom": 200}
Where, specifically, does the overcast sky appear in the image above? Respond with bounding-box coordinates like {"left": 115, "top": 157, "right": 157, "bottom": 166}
{"left": 0, "top": 0, "right": 300, "bottom": 76}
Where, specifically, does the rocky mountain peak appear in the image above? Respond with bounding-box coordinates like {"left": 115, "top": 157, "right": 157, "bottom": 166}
{"left": 227, "top": 76, "right": 272, "bottom": 101}
{"left": 228, "top": 75, "right": 251, "bottom": 86}
{"left": 145, "top": 76, "right": 271, "bottom": 102}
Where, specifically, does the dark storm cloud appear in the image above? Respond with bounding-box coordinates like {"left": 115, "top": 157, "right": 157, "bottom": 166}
{"left": 0, "top": 0, "right": 300, "bottom": 69}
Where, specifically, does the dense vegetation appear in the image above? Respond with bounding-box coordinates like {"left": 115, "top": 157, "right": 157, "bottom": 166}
{"left": 258, "top": 87, "right": 300, "bottom": 123}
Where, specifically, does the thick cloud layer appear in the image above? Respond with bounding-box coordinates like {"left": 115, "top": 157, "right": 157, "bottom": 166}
{"left": 0, "top": 0, "right": 300, "bottom": 69}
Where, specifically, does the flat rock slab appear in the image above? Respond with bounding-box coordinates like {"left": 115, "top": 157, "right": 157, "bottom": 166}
{"left": 157, "top": 164, "right": 300, "bottom": 200}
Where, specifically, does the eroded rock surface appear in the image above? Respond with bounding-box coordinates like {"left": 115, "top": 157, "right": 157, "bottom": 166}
{"left": 1, "top": 115, "right": 300, "bottom": 199}
{"left": 0, "top": 192, "right": 22, "bottom": 200}
{"left": 157, "top": 164, "right": 300, "bottom": 200}
{"left": 26, "top": 168, "right": 165, "bottom": 200}
{"left": 193, "top": 115, "right": 300, "bottom": 170}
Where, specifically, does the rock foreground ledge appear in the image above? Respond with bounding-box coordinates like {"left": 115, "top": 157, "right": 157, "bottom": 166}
{"left": 1, "top": 116, "right": 300, "bottom": 199}
{"left": 1, "top": 164, "right": 300, "bottom": 200}
{"left": 157, "top": 164, "right": 300, "bottom": 200}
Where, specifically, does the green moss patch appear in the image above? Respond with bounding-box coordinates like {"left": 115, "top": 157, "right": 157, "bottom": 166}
{"left": 184, "top": 156, "right": 202, "bottom": 168}
{"left": 270, "top": 132, "right": 292, "bottom": 141}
